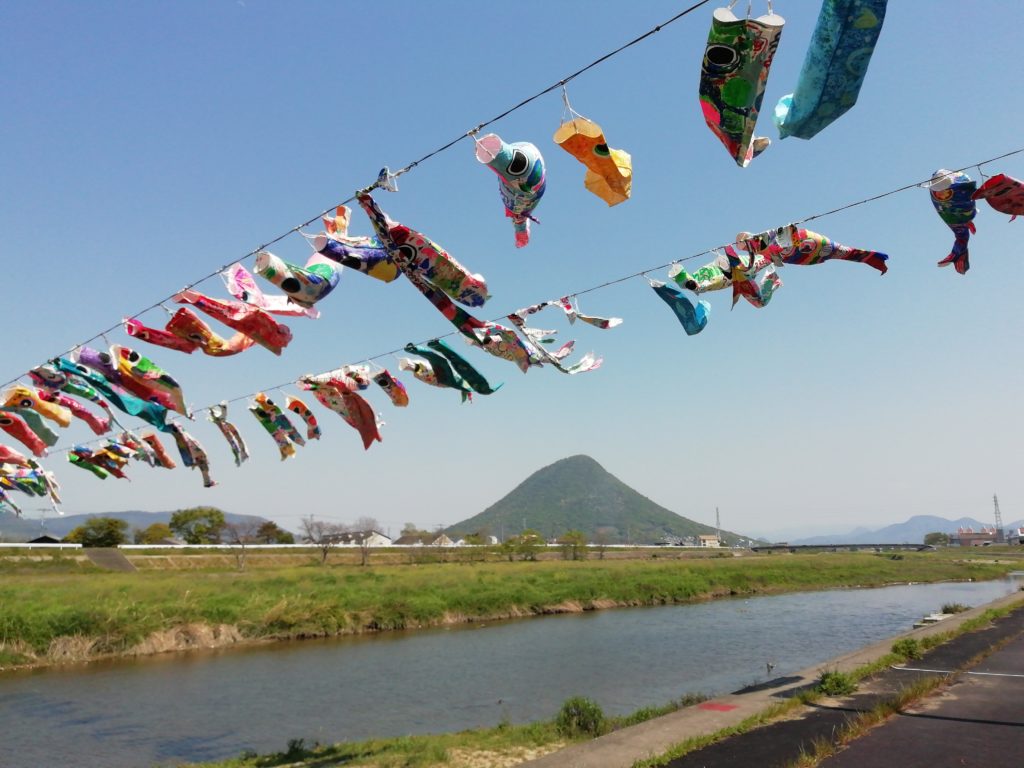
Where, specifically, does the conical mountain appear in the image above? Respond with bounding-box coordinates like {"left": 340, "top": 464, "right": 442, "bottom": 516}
{"left": 447, "top": 455, "right": 749, "bottom": 545}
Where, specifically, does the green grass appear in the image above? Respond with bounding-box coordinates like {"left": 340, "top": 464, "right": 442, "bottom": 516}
{"left": 0, "top": 551, "right": 1016, "bottom": 666}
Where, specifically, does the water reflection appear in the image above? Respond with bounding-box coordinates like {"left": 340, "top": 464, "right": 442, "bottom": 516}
{"left": 1, "top": 579, "right": 1018, "bottom": 768}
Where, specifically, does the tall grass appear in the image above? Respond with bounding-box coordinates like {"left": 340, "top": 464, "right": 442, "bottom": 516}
{"left": 0, "top": 552, "right": 1014, "bottom": 666}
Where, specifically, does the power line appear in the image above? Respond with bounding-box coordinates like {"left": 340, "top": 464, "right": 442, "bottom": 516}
{"left": 35, "top": 145, "right": 1024, "bottom": 457}
{"left": 0, "top": 0, "right": 713, "bottom": 394}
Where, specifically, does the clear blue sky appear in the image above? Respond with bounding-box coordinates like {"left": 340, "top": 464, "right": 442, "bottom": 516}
{"left": 2, "top": 1, "right": 1021, "bottom": 540}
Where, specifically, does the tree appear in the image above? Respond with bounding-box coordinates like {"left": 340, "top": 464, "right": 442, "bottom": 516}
{"left": 65, "top": 516, "right": 129, "bottom": 548}
{"left": 223, "top": 520, "right": 260, "bottom": 570}
{"left": 301, "top": 516, "right": 344, "bottom": 564}
{"left": 134, "top": 522, "right": 173, "bottom": 544}
{"left": 923, "top": 532, "right": 950, "bottom": 546}
{"left": 558, "top": 530, "right": 588, "bottom": 561}
{"left": 170, "top": 507, "right": 226, "bottom": 544}
{"left": 593, "top": 528, "right": 613, "bottom": 560}
{"left": 509, "top": 528, "right": 544, "bottom": 561}
{"left": 256, "top": 520, "right": 295, "bottom": 544}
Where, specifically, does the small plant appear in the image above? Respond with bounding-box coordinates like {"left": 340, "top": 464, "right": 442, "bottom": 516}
{"left": 556, "top": 696, "right": 606, "bottom": 737}
{"left": 816, "top": 669, "right": 857, "bottom": 696}
{"left": 892, "top": 637, "right": 922, "bottom": 660}
{"left": 941, "top": 602, "right": 969, "bottom": 614}
{"left": 284, "top": 738, "right": 308, "bottom": 760}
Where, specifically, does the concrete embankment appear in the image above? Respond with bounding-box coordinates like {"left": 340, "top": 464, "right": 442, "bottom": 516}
{"left": 523, "top": 589, "right": 1024, "bottom": 768}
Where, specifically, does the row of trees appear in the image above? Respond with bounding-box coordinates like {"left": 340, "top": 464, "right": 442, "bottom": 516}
{"left": 64, "top": 508, "right": 294, "bottom": 548}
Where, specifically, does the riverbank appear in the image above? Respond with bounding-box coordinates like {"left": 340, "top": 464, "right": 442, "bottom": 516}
{"left": 1, "top": 551, "right": 1017, "bottom": 670}
{"left": 183, "top": 590, "right": 1024, "bottom": 768}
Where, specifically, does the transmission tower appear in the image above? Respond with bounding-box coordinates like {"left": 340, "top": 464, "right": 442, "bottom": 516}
{"left": 993, "top": 494, "right": 1004, "bottom": 542}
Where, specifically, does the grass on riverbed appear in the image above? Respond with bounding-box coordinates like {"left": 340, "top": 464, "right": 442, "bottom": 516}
{"left": 191, "top": 693, "right": 709, "bottom": 768}
{"left": 0, "top": 552, "right": 1014, "bottom": 667}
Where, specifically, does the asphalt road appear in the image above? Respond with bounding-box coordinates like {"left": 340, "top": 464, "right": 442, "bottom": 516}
{"left": 820, "top": 631, "right": 1024, "bottom": 767}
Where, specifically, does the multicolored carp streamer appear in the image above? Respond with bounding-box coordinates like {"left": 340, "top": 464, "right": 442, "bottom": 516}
{"left": 3, "top": 385, "right": 72, "bottom": 428}
{"left": 426, "top": 339, "right": 502, "bottom": 396}
{"left": 249, "top": 397, "right": 297, "bottom": 460}
{"left": 314, "top": 205, "right": 400, "bottom": 284}
{"left": 69, "top": 442, "right": 130, "bottom": 480}
{"left": 763, "top": 226, "right": 889, "bottom": 274}
{"left": 167, "top": 424, "right": 215, "bottom": 487}
{"left": 29, "top": 365, "right": 116, "bottom": 430}
{"left": 285, "top": 396, "right": 321, "bottom": 441}
{"left": 175, "top": 290, "right": 292, "bottom": 355}
{"left": 36, "top": 389, "right": 110, "bottom": 435}
{"left": 699, "top": 5, "right": 785, "bottom": 167}
{"left": 0, "top": 444, "right": 31, "bottom": 466}
{"left": 0, "top": 408, "right": 58, "bottom": 456}
{"left": 141, "top": 431, "right": 176, "bottom": 469}
{"left": 124, "top": 315, "right": 200, "bottom": 354}
{"left": 507, "top": 298, "right": 614, "bottom": 375}
{"left": 208, "top": 402, "right": 250, "bottom": 466}
{"left": 55, "top": 356, "right": 171, "bottom": 432}
{"left": 650, "top": 280, "right": 712, "bottom": 336}
{"left": 2, "top": 461, "right": 62, "bottom": 505}
{"left": 972, "top": 173, "right": 1024, "bottom": 221}
{"left": 372, "top": 369, "right": 409, "bottom": 407}
{"left": 223, "top": 264, "right": 321, "bottom": 318}
{"left": 398, "top": 357, "right": 442, "bottom": 389}
{"left": 773, "top": 0, "right": 887, "bottom": 140}
{"left": 116, "top": 431, "right": 156, "bottom": 467}
{"left": 475, "top": 133, "right": 546, "bottom": 247}
{"left": 357, "top": 193, "right": 489, "bottom": 307}
{"left": 112, "top": 346, "right": 189, "bottom": 415}
{"left": 557, "top": 296, "right": 623, "bottom": 329}
{"left": 553, "top": 115, "right": 632, "bottom": 206}
{"left": 404, "top": 344, "right": 474, "bottom": 402}
{"left": 297, "top": 376, "right": 382, "bottom": 450}
{"left": 929, "top": 169, "right": 977, "bottom": 275}
{"left": 254, "top": 250, "right": 341, "bottom": 308}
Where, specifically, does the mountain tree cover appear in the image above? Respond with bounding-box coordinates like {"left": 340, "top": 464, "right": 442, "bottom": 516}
{"left": 447, "top": 455, "right": 748, "bottom": 545}
{"left": 169, "top": 507, "right": 226, "bottom": 544}
{"left": 65, "top": 517, "right": 129, "bottom": 547}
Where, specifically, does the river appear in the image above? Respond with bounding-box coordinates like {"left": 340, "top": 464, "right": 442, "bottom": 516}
{"left": 1, "top": 578, "right": 1019, "bottom": 767}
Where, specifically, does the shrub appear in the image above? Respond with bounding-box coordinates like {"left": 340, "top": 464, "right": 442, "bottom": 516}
{"left": 941, "top": 603, "right": 969, "bottom": 614}
{"left": 816, "top": 669, "right": 857, "bottom": 696}
{"left": 892, "top": 637, "right": 922, "bottom": 660}
{"left": 556, "top": 696, "right": 606, "bottom": 737}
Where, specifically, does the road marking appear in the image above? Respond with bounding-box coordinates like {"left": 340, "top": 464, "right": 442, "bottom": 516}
{"left": 698, "top": 702, "right": 738, "bottom": 712}
{"left": 891, "top": 665, "right": 1024, "bottom": 678}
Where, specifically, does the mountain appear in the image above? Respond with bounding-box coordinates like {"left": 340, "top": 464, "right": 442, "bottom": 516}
{"left": 0, "top": 510, "right": 273, "bottom": 542}
{"left": 790, "top": 515, "right": 1024, "bottom": 546}
{"left": 446, "top": 455, "right": 752, "bottom": 545}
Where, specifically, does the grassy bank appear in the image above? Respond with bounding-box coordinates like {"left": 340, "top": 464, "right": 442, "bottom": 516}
{"left": 0, "top": 551, "right": 1015, "bottom": 668}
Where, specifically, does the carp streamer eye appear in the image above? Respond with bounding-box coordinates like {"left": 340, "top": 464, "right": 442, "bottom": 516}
{"left": 593, "top": 143, "right": 610, "bottom": 158}
{"left": 128, "top": 350, "right": 141, "bottom": 363}
{"left": 506, "top": 150, "right": 530, "bottom": 177}
{"left": 704, "top": 44, "right": 740, "bottom": 75}
{"left": 397, "top": 244, "right": 418, "bottom": 262}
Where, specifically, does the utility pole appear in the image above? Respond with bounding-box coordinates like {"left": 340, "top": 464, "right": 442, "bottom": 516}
{"left": 993, "top": 494, "right": 1004, "bottom": 542}
{"left": 716, "top": 507, "right": 721, "bottom": 544}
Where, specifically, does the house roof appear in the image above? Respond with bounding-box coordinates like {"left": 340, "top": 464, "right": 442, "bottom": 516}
{"left": 326, "top": 530, "right": 391, "bottom": 544}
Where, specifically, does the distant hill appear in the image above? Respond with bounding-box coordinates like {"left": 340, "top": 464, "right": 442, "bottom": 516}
{"left": 791, "top": 515, "right": 1024, "bottom": 546}
{"left": 0, "top": 510, "right": 273, "bottom": 542}
{"left": 446, "top": 455, "right": 753, "bottom": 545}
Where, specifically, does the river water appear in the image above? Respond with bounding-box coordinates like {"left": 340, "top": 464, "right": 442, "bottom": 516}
{"left": 1, "top": 578, "right": 1019, "bottom": 768}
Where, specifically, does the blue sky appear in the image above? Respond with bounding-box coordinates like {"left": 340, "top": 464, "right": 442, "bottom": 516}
{"left": 2, "top": 1, "right": 1021, "bottom": 540}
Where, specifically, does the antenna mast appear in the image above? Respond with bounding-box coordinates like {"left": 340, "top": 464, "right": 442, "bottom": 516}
{"left": 993, "top": 494, "right": 1004, "bottom": 542}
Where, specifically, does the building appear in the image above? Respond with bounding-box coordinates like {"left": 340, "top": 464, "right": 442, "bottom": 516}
{"left": 393, "top": 533, "right": 454, "bottom": 547}
{"left": 1008, "top": 527, "right": 1024, "bottom": 546}
{"left": 951, "top": 526, "right": 999, "bottom": 547}
{"left": 327, "top": 530, "right": 392, "bottom": 547}
{"left": 698, "top": 534, "right": 721, "bottom": 548}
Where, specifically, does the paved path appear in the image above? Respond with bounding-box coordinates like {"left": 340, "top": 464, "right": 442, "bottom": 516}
{"left": 523, "top": 591, "right": 1024, "bottom": 768}
{"left": 819, "top": 630, "right": 1024, "bottom": 767}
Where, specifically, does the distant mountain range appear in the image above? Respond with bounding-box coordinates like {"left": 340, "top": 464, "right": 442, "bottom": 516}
{"left": 790, "top": 515, "right": 1024, "bottom": 546}
{"left": 445, "top": 454, "right": 754, "bottom": 545}
{"left": 0, "top": 510, "right": 270, "bottom": 542}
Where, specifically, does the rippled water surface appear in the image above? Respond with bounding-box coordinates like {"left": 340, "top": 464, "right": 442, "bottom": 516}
{"left": 1, "top": 578, "right": 1018, "bottom": 767}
